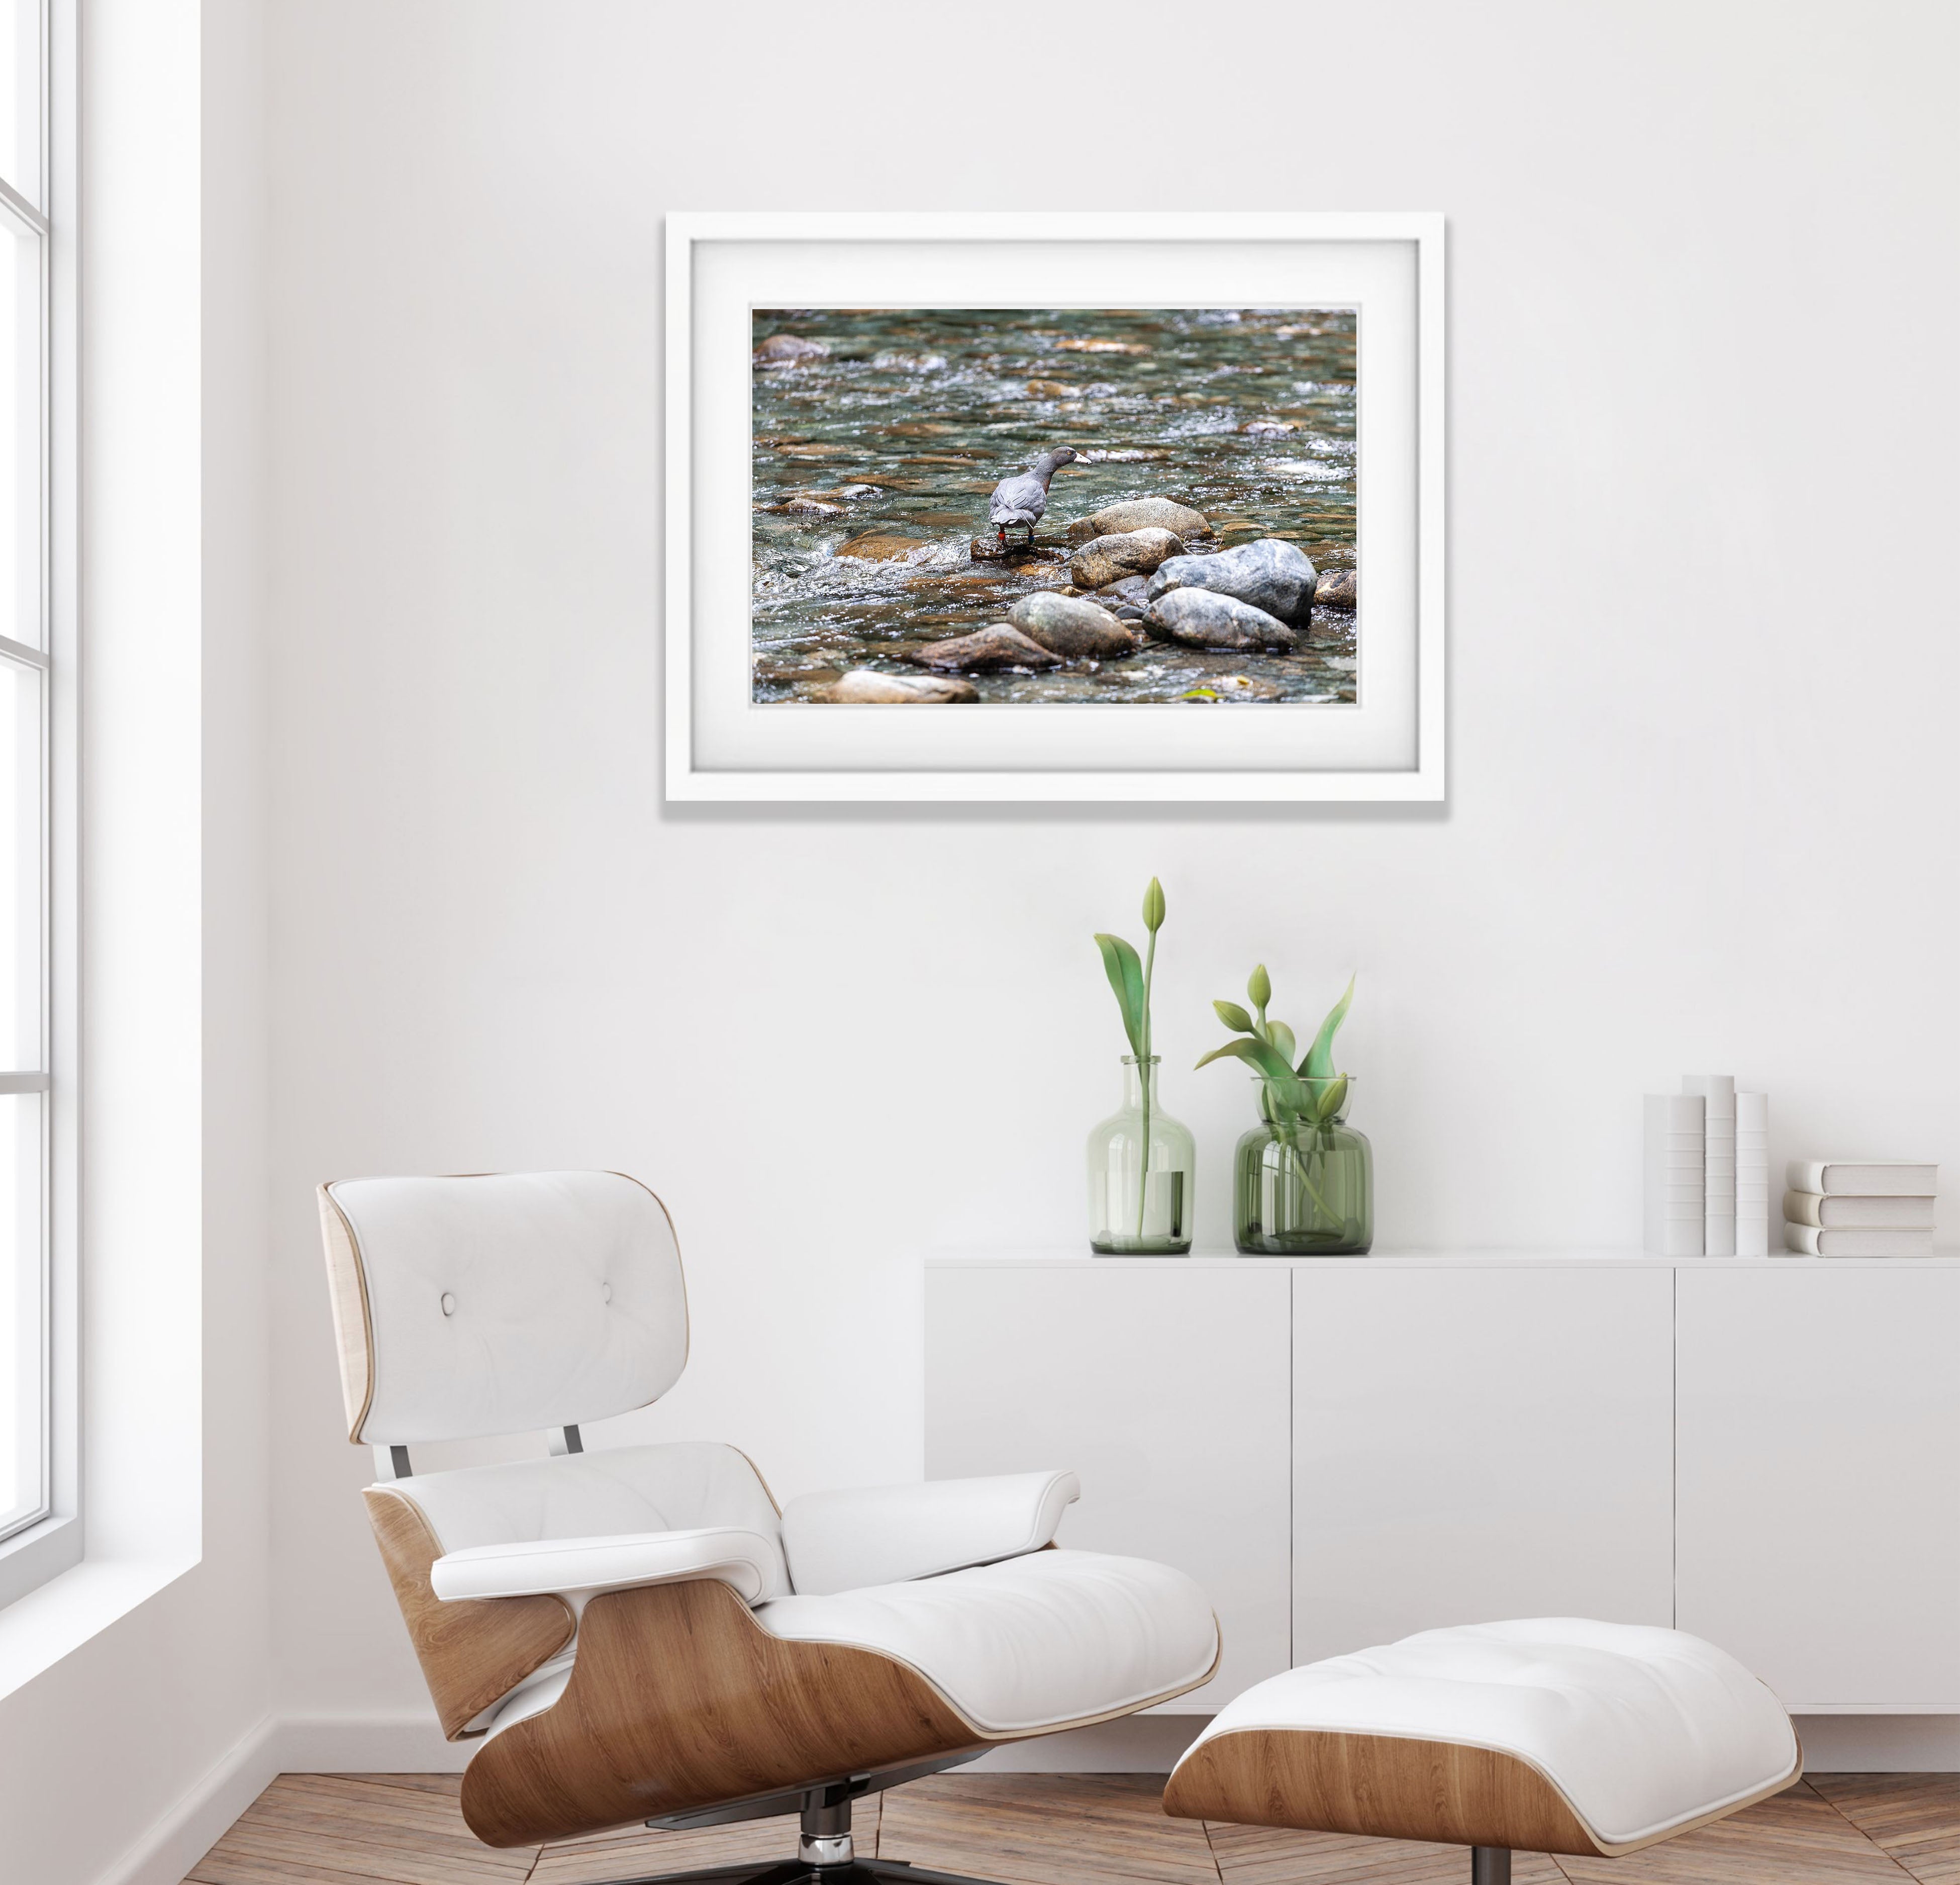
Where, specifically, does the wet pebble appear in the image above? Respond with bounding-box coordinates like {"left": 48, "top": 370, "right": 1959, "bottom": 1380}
{"left": 1070, "top": 527, "right": 1185, "bottom": 590}
{"left": 1096, "top": 575, "right": 1152, "bottom": 609}
{"left": 1007, "top": 593, "right": 1140, "bottom": 660}
{"left": 754, "top": 334, "right": 829, "bottom": 364}
{"left": 1146, "top": 588, "right": 1296, "bottom": 653}
{"left": 907, "top": 624, "right": 1062, "bottom": 673}
{"left": 1026, "top": 379, "right": 1082, "bottom": 398}
{"left": 773, "top": 497, "right": 846, "bottom": 517}
{"left": 1066, "top": 498, "right": 1210, "bottom": 542}
{"left": 812, "top": 670, "right": 976, "bottom": 703}
{"left": 1240, "top": 419, "right": 1296, "bottom": 436}
{"left": 1148, "top": 539, "right": 1319, "bottom": 628}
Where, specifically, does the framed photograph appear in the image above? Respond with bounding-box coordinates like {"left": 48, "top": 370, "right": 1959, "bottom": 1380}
{"left": 665, "top": 213, "right": 1444, "bottom": 803}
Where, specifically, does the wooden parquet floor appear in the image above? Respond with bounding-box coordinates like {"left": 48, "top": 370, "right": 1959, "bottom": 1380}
{"left": 182, "top": 1772, "right": 1960, "bottom": 1885}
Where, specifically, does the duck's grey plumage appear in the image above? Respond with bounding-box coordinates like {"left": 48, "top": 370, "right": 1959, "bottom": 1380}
{"left": 988, "top": 448, "right": 1079, "bottom": 536}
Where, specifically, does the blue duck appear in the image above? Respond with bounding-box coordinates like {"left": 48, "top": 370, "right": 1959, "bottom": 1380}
{"left": 988, "top": 447, "right": 1080, "bottom": 548}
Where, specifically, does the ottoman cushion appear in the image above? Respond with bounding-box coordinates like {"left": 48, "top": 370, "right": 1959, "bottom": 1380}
{"left": 1164, "top": 1619, "right": 1801, "bottom": 1857}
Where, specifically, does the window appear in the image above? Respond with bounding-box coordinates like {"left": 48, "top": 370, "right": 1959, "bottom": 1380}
{"left": 0, "top": 0, "right": 57, "bottom": 1561}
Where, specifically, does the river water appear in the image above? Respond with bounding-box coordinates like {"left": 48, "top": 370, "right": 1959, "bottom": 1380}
{"left": 751, "top": 307, "right": 1357, "bottom": 705}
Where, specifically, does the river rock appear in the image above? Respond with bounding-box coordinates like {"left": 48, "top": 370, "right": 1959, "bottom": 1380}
{"left": 1069, "top": 527, "right": 1184, "bottom": 590}
{"left": 1066, "top": 498, "right": 1210, "bottom": 542}
{"left": 754, "top": 333, "right": 828, "bottom": 364}
{"left": 773, "top": 497, "right": 846, "bottom": 517}
{"left": 813, "top": 670, "right": 976, "bottom": 703}
{"left": 1239, "top": 418, "right": 1296, "bottom": 436}
{"left": 836, "top": 532, "right": 929, "bottom": 563}
{"left": 1147, "top": 538, "right": 1318, "bottom": 627}
{"left": 1006, "top": 593, "right": 1138, "bottom": 659}
{"left": 1145, "top": 588, "right": 1295, "bottom": 653}
{"left": 1316, "top": 567, "right": 1357, "bottom": 609}
{"left": 1096, "top": 575, "right": 1152, "bottom": 609}
{"left": 908, "top": 625, "right": 1061, "bottom": 673}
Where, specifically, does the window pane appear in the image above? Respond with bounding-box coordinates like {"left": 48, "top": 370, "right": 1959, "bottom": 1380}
{"left": 0, "top": 1, "right": 39, "bottom": 208}
{"left": 0, "top": 221, "right": 37, "bottom": 651}
{"left": 0, "top": 1089, "right": 44, "bottom": 1534}
{"left": 0, "top": 654, "right": 36, "bottom": 1073}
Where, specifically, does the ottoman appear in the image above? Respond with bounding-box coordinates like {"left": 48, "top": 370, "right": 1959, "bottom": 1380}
{"left": 1163, "top": 1619, "right": 1801, "bottom": 1884}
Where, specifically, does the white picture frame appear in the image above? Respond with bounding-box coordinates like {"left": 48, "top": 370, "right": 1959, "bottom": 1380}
{"left": 665, "top": 212, "right": 1445, "bottom": 803}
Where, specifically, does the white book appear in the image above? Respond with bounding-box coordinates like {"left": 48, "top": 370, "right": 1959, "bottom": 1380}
{"left": 1645, "top": 1094, "right": 1704, "bottom": 1256}
{"left": 1784, "top": 1191, "right": 1935, "bottom": 1230}
{"left": 1735, "top": 1092, "right": 1770, "bottom": 1256}
{"left": 1787, "top": 1159, "right": 1938, "bottom": 1197}
{"left": 1686, "top": 1077, "right": 1736, "bottom": 1256}
{"left": 1784, "top": 1222, "right": 1935, "bottom": 1258}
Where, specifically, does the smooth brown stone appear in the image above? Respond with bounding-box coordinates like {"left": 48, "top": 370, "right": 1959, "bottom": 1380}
{"left": 1069, "top": 527, "right": 1185, "bottom": 590}
{"left": 1317, "top": 568, "right": 1357, "bottom": 608}
{"left": 811, "top": 669, "right": 978, "bottom": 703}
{"left": 835, "top": 532, "right": 930, "bottom": 563}
{"left": 1066, "top": 498, "right": 1210, "bottom": 543}
{"left": 906, "top": 624, "right": 1061, "bottom": 673}
{"left": 753, "top": 333, "right": 827, "bottom": 363}
{"left": 1006, "top": 593, "right": 1139, "bottom": 660}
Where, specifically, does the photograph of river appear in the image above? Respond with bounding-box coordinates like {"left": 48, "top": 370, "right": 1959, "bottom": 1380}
{"left": 751, "top": 307, "right": 1358, "bottom": 705}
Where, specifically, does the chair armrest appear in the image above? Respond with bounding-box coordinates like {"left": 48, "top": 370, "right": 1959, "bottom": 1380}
{"left": 780, "top": 1470, "right": 1081, "bottom": 1596}
{"left": 430, "top": 1526, "right": 782, "bottom": 1605}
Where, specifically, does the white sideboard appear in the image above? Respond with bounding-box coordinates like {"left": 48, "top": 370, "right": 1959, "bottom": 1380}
{"left": 923, "top": 1254, "right": 1960, "bottom": 1717}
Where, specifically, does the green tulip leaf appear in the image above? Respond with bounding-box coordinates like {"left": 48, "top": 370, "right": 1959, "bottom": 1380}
{"left": 1302, "top": 974, "right": 1355, "bottom": 1080}
{"left": 1213, "top": 999, "right": 1255, "bottom": 1033}
{"left": 1142, "top": 877, "right": 1166, "bottom": 933}
{"left": 1268, "top": 1021, "right": 1297, "bottom": 1067}
{"left": 1196, "top": 1033, "right": 1297, "bottom": 1084}
{"left": 1093, "top": 932, "right": 1147, "bottom": 1060}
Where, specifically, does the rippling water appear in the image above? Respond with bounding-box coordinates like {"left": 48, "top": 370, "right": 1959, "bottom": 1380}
{"left": 751, "top": 307, "right": 1357, "bottom": 704}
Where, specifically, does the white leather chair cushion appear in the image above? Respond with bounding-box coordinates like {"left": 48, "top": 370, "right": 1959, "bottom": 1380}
{"left": 754, "top": 1547, "right": 1218, "bottom": 1735}
{"left": 780, "top": 1471, "right": 1081, "bottom": 1596}
{"left": 391, "top": 1441, "right": 791, "bottom": 1599}
{"left": 329, "top": 1171, "right": 687, "bottom": 1444}
{"left": 433, "top": 1526, "right": 784, "bottom": 1605}
{"left": 1175, "top": 1619, "right": 1800, "bottom": 1851}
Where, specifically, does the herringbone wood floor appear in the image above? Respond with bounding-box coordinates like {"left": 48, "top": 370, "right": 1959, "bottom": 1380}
{"left": 181, "top": 1772, "right": 1960, "bottom": 1885}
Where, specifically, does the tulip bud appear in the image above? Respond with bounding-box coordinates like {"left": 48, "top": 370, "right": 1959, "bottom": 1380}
{"left": 1248, "top": 963, "right": 1271, "bottom": 1010}
{"left": 1141, "top": 877, "right": 1166, "bottom": 932}
{"left": 1213, "top": 1000, "right": 1254, "bottom": 1033}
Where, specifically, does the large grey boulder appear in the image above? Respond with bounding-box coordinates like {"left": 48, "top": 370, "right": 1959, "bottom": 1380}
{"left": 1147, "top": 538, "right": 1318, "bottom": 627}
{"left": 1007, "top": 592, "right": 1139, "bottom": 660}
{"left": 1069, "top": 527, "right": 1184, "bottom": 590}
{"left": 1145, "top": 588, "right": 1296, "bottom": 653}
{"left": 1066, "top": 497, "right": 1210, "bottom": 543}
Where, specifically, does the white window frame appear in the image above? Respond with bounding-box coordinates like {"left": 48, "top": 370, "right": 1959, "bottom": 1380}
{"left": 0, "top": 0, "right": 76, "bottom": 1608}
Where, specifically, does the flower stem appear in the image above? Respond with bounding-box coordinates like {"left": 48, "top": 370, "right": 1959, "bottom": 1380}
{"left": 1136, "top": 929, "right": 1156, "bottom": 1240}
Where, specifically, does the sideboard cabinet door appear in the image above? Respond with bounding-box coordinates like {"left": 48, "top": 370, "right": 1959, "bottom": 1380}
{"left": 925, "top": 1262, "right": 1292, "bottom": 1709}
{"left": 1676, "top": 1264, "right": 1960, "bottom": 1709}
{"left": 1293, "top": 1264, "right": 1676, "bottom": 1664}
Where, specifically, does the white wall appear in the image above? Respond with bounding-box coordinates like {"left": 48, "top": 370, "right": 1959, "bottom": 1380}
{"left": 258, "top": 0, "right": 1959, "bottom": 1756}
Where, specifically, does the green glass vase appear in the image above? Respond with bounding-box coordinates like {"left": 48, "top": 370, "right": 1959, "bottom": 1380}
{"left": 1087, "top": 1056, "right": 1195, "bottom": 1255}
{"left": 1234, "top": 1076, "right": 1373, "bottom": 1255}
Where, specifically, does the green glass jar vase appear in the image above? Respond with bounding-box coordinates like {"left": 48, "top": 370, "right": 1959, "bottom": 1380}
{"left": 1234, "top": 1076, "right": 1373, "bottom": 1255}
{"left": 1087, "top": 1056, "right": 1195, "bottom": 1255}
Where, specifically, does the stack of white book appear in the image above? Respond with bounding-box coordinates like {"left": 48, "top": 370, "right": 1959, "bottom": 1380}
{"left": 1643, "top": 1077, "right": 1771, "bottom": 1257}
{"left": 1783, "top": 1161, "right": 1938, "bottom": 1257}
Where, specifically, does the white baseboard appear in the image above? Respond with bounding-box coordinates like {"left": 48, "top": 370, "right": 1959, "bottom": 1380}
{"left": 1793, "top": 1713, "right": 1960, "bottom": 1771}
{"left": 93, "top": 1714, "right": 279, "bottom": 1885}
{"left": 89, "top": 1704, "right": 1960, "bottom": 1885}
{"left": 273, "top": 1709, "right": 469, "bottom": 1774}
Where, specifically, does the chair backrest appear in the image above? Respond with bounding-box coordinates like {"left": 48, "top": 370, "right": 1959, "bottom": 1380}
{"left": 319, "top": 1170, "right": 689, "bottom": 1445}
